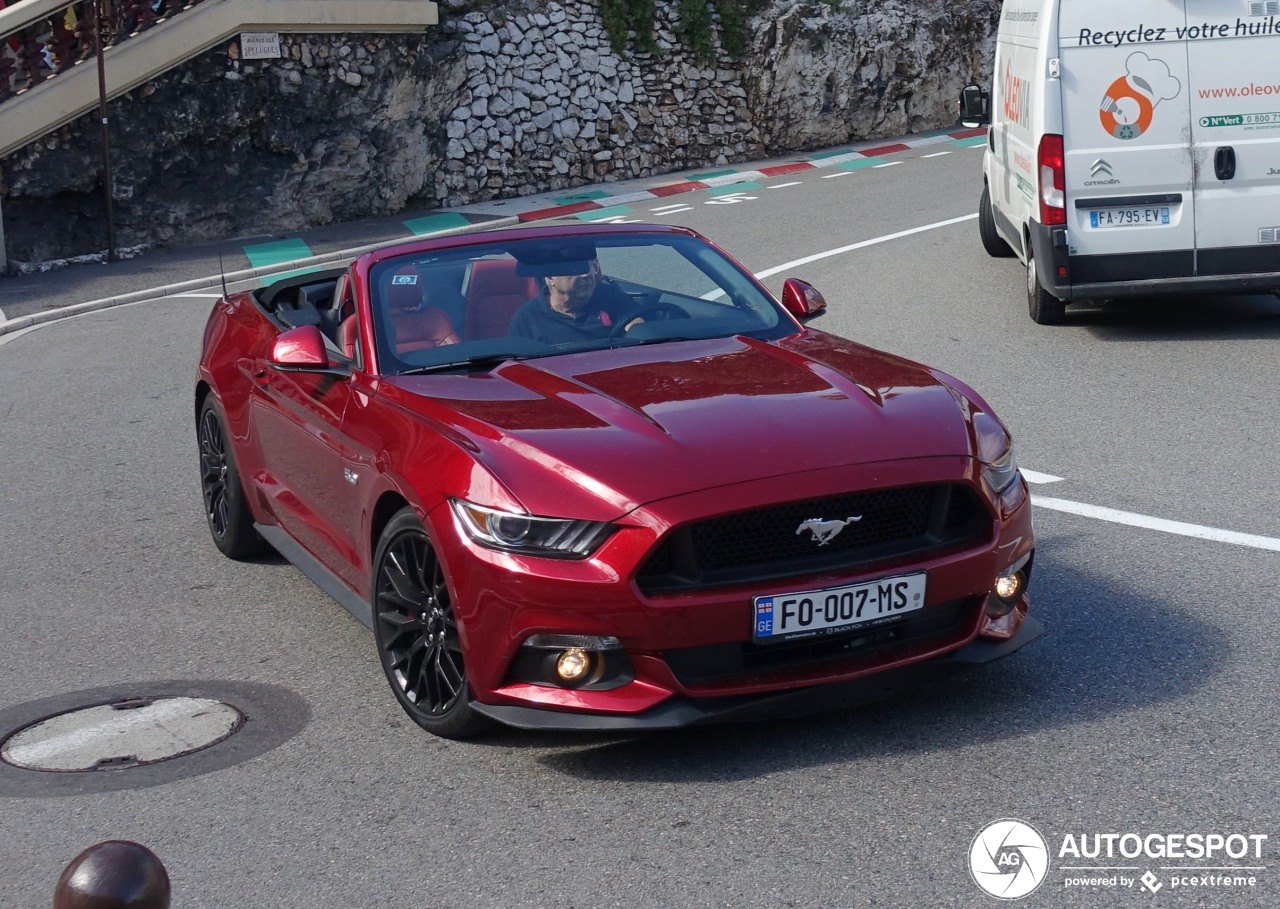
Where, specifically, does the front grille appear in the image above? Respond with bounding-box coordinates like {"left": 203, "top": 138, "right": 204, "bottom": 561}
{"left": 636, "top": 483, "right": 991, "bottom": 594}
{"left": 663, "top": 597, "right": 979, "bottom": 687}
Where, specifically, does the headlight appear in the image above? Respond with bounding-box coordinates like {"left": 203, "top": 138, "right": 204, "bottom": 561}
{"left": 984, "top": 446, "right": 1020, "bottom": 494}
{"left": 450, "top": 500, "right": 614, "bottom": 558}
{"left": 973, "top": 412, "right": 1020, "bottom": 494}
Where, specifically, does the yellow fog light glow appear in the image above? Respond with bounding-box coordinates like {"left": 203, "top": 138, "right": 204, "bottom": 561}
{"left": 994, "top": 570, "right": 1023, "bottom": 601}
{"left": 555, "top": 648, "right": 592, "bottom": 683}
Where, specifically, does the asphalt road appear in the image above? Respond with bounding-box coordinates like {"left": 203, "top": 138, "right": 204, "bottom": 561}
{"left": 1, "top": 139, "right": 1278, "bottom": 909}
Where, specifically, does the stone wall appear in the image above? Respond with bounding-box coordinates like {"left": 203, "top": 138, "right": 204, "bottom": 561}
{"left": 0, "top": 0, "right": 999, "bottom": 265}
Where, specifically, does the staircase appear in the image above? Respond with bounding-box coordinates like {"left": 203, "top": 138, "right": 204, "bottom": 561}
{"left": 0, "top": 0, "right": 438, "bottom": 269}
{"left": 1, "top": 0, "right": 440, "bottom": 160}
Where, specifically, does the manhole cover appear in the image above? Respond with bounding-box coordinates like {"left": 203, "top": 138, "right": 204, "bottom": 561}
{"left": 1, "top": 697, "right": 244, "bottom": 772}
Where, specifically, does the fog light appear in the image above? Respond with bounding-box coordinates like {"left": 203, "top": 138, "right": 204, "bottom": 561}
{"left": 994, "top": 570, "right": 1023, "bottom": 601}
{"left": 555, "top": 648, "right": 592, "bottom": 683}
{"left": 987, "top": 560, "right": 1027, "bottom": 618}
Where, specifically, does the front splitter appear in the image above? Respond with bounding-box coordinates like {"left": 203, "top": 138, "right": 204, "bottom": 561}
{"left": 471, "top": 615, "right": 1044, "bottom": 732}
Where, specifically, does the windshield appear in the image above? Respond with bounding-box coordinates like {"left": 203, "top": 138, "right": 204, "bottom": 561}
{"left": 367, "top": 232, "right": 786, "bottom": 376}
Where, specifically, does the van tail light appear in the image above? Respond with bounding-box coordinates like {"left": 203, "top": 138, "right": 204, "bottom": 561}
{"left": 1037, "top": 134, "right": 1066, "bottom": 226}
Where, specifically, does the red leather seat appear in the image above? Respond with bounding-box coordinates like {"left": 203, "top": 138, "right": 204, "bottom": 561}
{"left": 338, "top": 316, "right": 359, "bottom": 359}
{"left": 391, "top": 307, "right": 461, "bottom": 353}
{"left": 464, "top": 259, "right": 538, "bottom": 340}
{"left": 331, "top": 274, "right": 358, "bottom": 360}
{"left": 383, "top": 268, "right": 461, "bottom": 355}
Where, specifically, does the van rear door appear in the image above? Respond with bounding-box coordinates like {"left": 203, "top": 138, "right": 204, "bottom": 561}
{"left": 1056, "top": 3, "right": 1197, "bottom": 283}
{"left": 1185, "top": 0, "right": 1280, "bottom": 278}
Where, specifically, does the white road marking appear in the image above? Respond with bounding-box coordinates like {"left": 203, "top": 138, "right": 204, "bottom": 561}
{"left": 1021, "top": 469, "right": 1064, "bottom": 484}
{"left": 705, "top": 192, "right": 758, "bottom": 205}
{"left": 755, "top": 213, "right": 977, "bottom": 278}
{"left": 767, "top": 181, "right": 803, "bottom": 189}
{"left": 1032, "top": 496, "right": 1280, "bottom": 553}
{"left": 921, "top": 152, "right": 952, "bottom": 159}
{"left": 873, "top": 161, "right": 903, "bottom": 168}
{"left": 649, "top": 203, "right": 694, "bottom": 214}
{"left": 1022, "top": 469, "right": 1276, "bottom": 550}
{"left": 820, "top": 171, "right": 854, "bottom": 179}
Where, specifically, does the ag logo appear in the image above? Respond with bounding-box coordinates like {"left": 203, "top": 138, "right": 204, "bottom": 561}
{"left": 1098, "top": 52, "right": 1181, "bottom": 140}
{"left": 969, "top": 819, "right": 1050, "bottom": 900}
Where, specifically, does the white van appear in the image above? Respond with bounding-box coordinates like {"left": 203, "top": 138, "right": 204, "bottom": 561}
{"left": 960, "top": 0, "right": 1280, "bottom": 323}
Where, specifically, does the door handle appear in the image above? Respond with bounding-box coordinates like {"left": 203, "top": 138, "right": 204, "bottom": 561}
{"left": 1214, "top": 146, "right": 1236, "bottom": 180}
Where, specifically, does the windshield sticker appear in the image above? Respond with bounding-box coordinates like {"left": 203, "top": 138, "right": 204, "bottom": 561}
{"left": 1100, "top": 53, "right": 1182, "bottom": 139}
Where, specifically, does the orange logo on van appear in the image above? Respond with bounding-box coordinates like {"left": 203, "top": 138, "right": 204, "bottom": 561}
{"left": 1099, "top": 52, "right": 1182, "bottom": 140}
{"left": 1002, "top": 59, "right": 1030, "bottom": 128}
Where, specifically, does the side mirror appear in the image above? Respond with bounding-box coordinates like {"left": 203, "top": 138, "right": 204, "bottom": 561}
{"left": 270, "top": 325, "right": 333, "bottom": 370}
{"left": 958, "top": 84, "right": 990, "bottom": 129}
{"left": 780, "top": 279, "right": 827, "bottom": 322}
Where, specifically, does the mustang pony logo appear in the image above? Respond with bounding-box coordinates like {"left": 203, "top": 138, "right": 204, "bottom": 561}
{"left": 796, "top": 516, "right": 862, "bottom": 546}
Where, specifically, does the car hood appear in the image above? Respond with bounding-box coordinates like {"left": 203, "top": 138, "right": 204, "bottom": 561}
{"left": 386, "top": 333, "right": 977, "bottom": 518}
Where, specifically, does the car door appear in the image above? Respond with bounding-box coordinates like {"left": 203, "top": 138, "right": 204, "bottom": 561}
{"left": 1184, "top": 0, "right": 1280, "bottom": 278}
{"left": 1057, "top": 0, "right": 1197, "bottom": 280}
{"left": 249, "top": 275, "right": 368, "bottom": 591}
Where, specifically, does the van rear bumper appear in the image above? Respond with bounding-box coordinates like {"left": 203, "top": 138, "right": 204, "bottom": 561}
{"left": 1030, "top": 222, "right": 1280, "bottom": 301}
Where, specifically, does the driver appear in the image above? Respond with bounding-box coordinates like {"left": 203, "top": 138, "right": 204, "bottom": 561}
{"left": 507, "top": 256, "right": 636, "bottom": 343}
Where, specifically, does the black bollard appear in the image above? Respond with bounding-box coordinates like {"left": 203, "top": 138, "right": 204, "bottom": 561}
{"left": 53, "top": 841, "right": 171, "bottom": 909}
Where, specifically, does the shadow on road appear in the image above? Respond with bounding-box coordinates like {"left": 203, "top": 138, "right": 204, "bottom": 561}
{"left": 512, "top": 540, "right": 1221, "bottom": 782}
{"left": 1071, "top": 292, "right": 1280, "bottom": 341}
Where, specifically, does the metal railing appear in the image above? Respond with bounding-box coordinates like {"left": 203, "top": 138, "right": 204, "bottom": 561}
{"left": 0, "top": 0, "right": 439, "bottom": 159}
{"left": 0, "top": 0, "right": 439, "bottom": 271}
{"left": 0, "top": 1, "right": 207, "bottom": 102}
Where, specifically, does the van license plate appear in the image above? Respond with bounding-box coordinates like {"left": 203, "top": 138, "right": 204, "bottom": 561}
{"left": 753, "top": 572, "right": 926, "bottom": 643}
{"left": 1088, "top": 206, "right": 1171, "bottom": 228}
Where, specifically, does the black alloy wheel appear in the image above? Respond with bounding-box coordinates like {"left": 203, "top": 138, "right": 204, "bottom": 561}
{"left": 197, "top": 398, "right": 266, "bottom": 560}
{"left": 372, "top": 508, "right": 491, "bottom": 739}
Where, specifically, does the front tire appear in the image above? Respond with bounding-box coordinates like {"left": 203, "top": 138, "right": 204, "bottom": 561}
{"left": 1026, "top": 243, "right": 1066, "bottom": 325}
{"left": 198, "top": 398, "right": 267, "bottom": 560}
{"left": 979, "top": 186, "right": 1015, "bottom": 258}
{"left": 372, "top": 508, "right": 492, "bottom": 739}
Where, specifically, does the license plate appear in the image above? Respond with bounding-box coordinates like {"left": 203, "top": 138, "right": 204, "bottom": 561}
{"left": 1088, "top": 206, "right": 1171, "bottom": 228}
{"left": 753, "top": 572, "right": 927, "bottom": 643}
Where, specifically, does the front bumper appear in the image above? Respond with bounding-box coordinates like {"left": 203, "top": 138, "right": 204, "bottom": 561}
{"left": 470, "top": 613, "right": 1044, "bottom": 731}
{"left": 434, "top": 457, "right": 1037, "bottom": 726}
{"left": 1031, "top": 221, "right": 1280, "bottom": 301}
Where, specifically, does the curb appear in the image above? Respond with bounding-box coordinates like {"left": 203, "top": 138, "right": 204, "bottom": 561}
{"left": 0, "top": 127, "right": 986, "bottom": 338}
{"left": 506, "top": 128, "right": 985, "bottom": 223}
{"left": 0, "top": 217, "right": 519, "bottom": 338}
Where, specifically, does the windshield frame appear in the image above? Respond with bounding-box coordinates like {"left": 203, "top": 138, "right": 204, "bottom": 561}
{"left": 367, "top": 230, "right": 790, "bottom": 377}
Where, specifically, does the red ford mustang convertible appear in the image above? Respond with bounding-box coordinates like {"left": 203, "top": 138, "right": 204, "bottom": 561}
{"left": 195, "top": 223, "right": 1040, "bottom": 738}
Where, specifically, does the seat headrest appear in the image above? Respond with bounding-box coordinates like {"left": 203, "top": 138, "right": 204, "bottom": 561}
{"left": 468, "top": 259, "right": 536, "bottom": 298}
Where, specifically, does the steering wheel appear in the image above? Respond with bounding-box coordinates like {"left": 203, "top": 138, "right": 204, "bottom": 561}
{"left": 609, "top": 302, "right": 690, "bottom": 337}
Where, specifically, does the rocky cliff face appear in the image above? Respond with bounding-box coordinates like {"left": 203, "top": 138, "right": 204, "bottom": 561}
{"left": 0, "top": 0, "right": 998, "bottom": 265}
